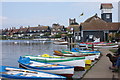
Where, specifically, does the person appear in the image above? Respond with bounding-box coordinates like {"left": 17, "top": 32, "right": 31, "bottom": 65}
{"left": 114, "top": 45, "right": 120, "bottom": 56}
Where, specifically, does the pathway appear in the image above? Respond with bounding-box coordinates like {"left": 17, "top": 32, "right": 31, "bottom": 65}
{"left": 82, "top": 48, "right": 119, "bottom": 80}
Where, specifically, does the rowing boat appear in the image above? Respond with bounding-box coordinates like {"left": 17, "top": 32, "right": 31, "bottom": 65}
{"left": 78, "top": 42, "right": 118, "bottom": 48}
{"left": 53, "top": 50, "right": 100, "bottom": 61}
{"left": 18, "top": 57, "right": 74, "bottom": 77}
{"left": 23, "top": 55, "right": 86, "bottom": 70}
{"left": 0, "top": 66, "right": 66, "bottom": 79}
{"left": 53, "top": 40, "right": 68, "bottom": 45}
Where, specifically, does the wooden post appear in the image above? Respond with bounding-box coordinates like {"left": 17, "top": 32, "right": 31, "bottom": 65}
{"left": 91, "top": 43, "right": 94, "bottom": 51}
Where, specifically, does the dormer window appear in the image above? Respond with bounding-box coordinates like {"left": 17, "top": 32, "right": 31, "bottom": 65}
{"left": 37, "top": 30, "right": 40, "bottom": 32}
{"left": 53, "top": 29, "right": 55, "bottom": 31}
{"left": 58, "top": 29, "right": 61, "bottom": 31}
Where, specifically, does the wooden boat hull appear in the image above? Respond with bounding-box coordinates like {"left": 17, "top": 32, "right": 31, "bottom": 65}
{"left": 54, "top": 50, "right": 100, "bottom": 60}
{"left": 53, "top": 41, "right": 68, "bottom": 45}
{"left": 0, "top": 66, "right": 66, "bottom": 79}
{"left": 19, "top": 64, "right": 73, "bottom": 77}
{"left": 78, "top": 43, "right": 118, "bottom": 48}
{"left": 94, "top": 45, "right": 118, "bottom": 48}
{"left": 18, "top": 57, "right": 74, "bottom": 77}
{"left": 24, "top": 55, "right": 86, "bottom": 71}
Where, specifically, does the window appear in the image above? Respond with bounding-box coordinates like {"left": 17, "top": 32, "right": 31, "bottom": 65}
{"left": 89, "top": 35, "right": 93, "bottom": 39}
{"left": 29, "top": 30, "right": 32, "bottom": 32}
{"left": 106, "top": 14, "right": 110, "bottom": 19}
{"left": 58, "top": 29, "right": 61, "bottom": 31}
{"left": 53, "top": 29, "right": 55, "bottom": 31}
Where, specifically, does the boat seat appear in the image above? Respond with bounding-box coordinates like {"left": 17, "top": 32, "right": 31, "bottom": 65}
{"left": 54, "top": 50, "right": 63, "bottom": 54}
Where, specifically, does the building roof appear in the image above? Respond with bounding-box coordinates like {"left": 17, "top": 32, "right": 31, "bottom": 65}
{"left": 2, "top": 29, "right": 8, "bottom": 33}
{"left": 18, "top": 27, "right": 28, "bottom": 33}
{"left": 51, "top": 24, "right": 65, "bottom": 32}
{"left": 100, "top": 3, "right": 113, "bottom": 9}
{"left": 84, "top": 13, "right": 106, "bottom": 23}
{"left": 11, "top": 29, "right": 19, "bottom": 33}
{"left": 27, "top": 26, "right": 49, "bottom": 31}
{"left": 40, "top": 26, "right": 49, "bottom": 31}
{"left": 6, "top": 29, "right": 13, "bottom": 35}
{"left": 81, "top": 14, "right": 120, "bottom": 31}
{"left": 67, "top": 25, "right": 80, "bottom": 32}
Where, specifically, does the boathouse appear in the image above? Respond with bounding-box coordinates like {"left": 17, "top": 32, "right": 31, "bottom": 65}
{"left": 80, "top": 14, "right": 120, "bottom": 42}
{"left": 80, "top": 3, "right": 120, "bottom": 42}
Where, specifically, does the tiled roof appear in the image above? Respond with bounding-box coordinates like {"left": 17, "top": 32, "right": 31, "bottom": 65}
{"left": 39, "top": 26, "right": 49, "bottom": 31}
{"left": 81, "top": 14, "right": 120, "bottom": 31}
{"left": 67, "top": 25, "right": 80, "bottom": 32}
{"left": 100, "top": 3, "right": 113, "bottom": 9}
{"left": 28, "top": 27, "right": 39, "bottom": 31}
{"left": 51, "top": 24, "right": 65, "bottom": 32}
{"left": 52, "top": 26, "right": 64, "bottom": 29}
{"left": 11, "top": 29, "right": 19, "bottom": 33}
{"left": 18, "top": 27, "right": 28, "bottom": 32}
{"left": 28, "top": 26, "right": 49, "bottom": 31}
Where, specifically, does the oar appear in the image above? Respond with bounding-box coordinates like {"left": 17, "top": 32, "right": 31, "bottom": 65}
{"left": 35, "top": 64, "right": 58, "bottom": 67}
{"left": 5, "top": 68, "right": 38, "bottom": 74}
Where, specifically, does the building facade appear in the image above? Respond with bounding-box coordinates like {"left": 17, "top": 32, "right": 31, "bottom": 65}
{"left": 51, "top": 23, "right": 66, "bottom": 36}
{"left": 100, "top": 3, "right": 113, "bottom": 22}
{"left": 80, "top": 14, "right": 120, "bottom": 42}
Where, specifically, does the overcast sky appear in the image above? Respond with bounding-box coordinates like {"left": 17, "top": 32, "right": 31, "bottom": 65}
{"left": 0, "top": 0, "right": 119, "bottom": 29}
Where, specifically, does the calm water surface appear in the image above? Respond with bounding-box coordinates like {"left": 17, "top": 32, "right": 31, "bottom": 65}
{"left": 1, "top": 40, "right": 85, "bottom": 79}
{"left": 1, "top": 40, "right": 69, "bottom": 67}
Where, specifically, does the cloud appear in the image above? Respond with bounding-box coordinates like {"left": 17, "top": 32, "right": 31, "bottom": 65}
{"left": 1, "top": 0, "right": 120, "bottom": 2}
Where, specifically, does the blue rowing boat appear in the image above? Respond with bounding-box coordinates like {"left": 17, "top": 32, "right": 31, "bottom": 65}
{"left": 18, "top": 56, "right": 74, "bottom": 77}
{"left": 0, "top": 66, "right": 66, "bottom": 80}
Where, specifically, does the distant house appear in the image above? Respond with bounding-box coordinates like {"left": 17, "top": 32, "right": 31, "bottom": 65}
{"left": 51, "top": 23, "right": 66, "bottom": 35}
{"left": 79, "top": 3, "right": 120, "bottom": 42}
{"left": 10, "top": 27, "right": 19, "bottom": 36}
{"left": 67, "top": 18, "right": 81, "bottom": 41}
{"left": 6, "top": 28, "right": 13, "bottom": 36}
{"left": 17, "top": 26, "right": 28, "bottom": 37}
{"left": 27, "top": 25, "right": 51, "bottom": 37}
{"left": 11, "top": 29, "right": 20, "bottom": 35}
{"left": 80, "top": 14, "right": 120, "bottom": 42}
{"left": 1, "top": 29, "right": 8, "bottom": 36}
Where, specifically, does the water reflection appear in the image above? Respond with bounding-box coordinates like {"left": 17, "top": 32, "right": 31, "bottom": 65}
{"left": 2, "top": 40, "right": 68, "bottom": 67}
{"left": 1, "top": 40, "right": 87, "bottom": 79}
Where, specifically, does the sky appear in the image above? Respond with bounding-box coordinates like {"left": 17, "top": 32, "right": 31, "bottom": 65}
{"left": 0, "top": 1, "right": 119, "bottom": 29}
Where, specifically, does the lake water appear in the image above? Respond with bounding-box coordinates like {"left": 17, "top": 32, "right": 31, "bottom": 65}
{"left": 1, "top": 40, "right": 89, "bottom": 79}
{"left": 1, "top": 40, "right": 71, "bottom": 67}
